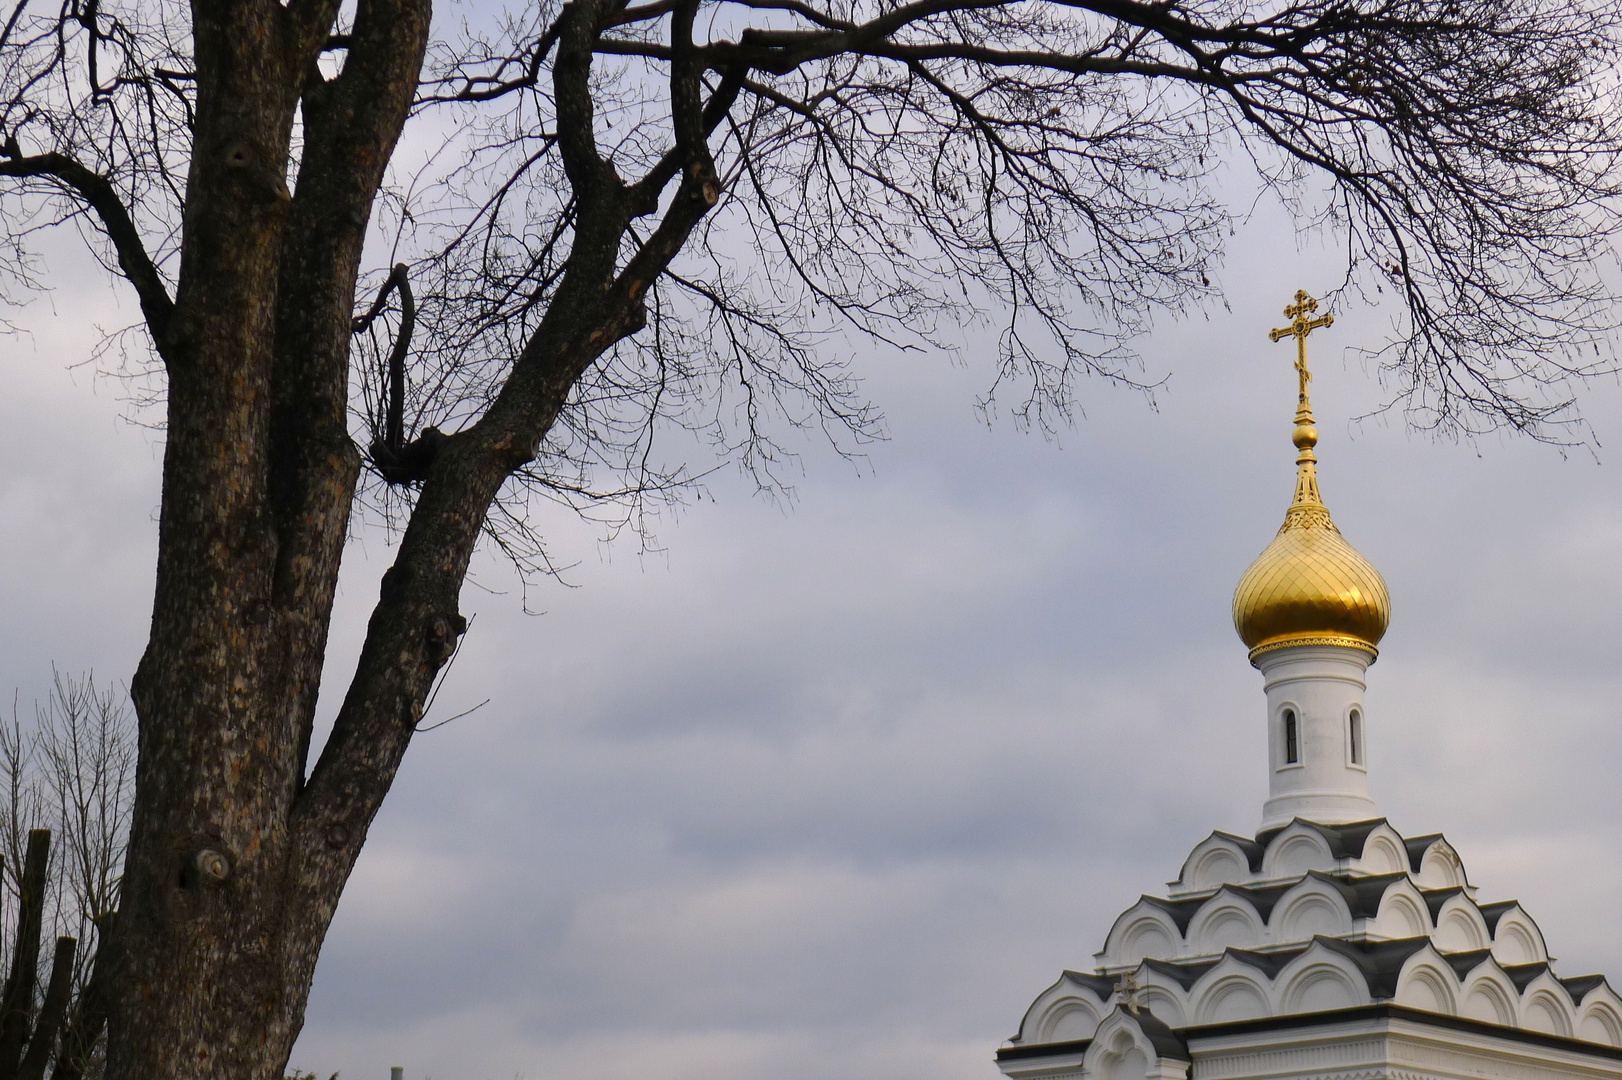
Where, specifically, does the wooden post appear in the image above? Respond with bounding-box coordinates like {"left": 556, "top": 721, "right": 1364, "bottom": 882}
{"left": 0, "top": 830, "right": 52, "bottom": 1076}
{"left": 17, "top": 936, "right": 77, "bottom": 1080}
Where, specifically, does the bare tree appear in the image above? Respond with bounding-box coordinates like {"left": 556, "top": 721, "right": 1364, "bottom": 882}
{"left": 0, "top": 672, "right": 134, "bottom": 1080}
{"left": 0, "top": 0, "right": 1619, "bottom": 1074}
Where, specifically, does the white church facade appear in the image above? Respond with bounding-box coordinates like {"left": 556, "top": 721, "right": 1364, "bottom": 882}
{"left": 995, "top": 293, "right": 1622, "bottom": 1080}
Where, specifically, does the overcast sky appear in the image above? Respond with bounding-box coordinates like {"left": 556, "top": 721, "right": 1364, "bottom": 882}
{"left": 6, "top": 166, "right": 1622, "bottom": 1079}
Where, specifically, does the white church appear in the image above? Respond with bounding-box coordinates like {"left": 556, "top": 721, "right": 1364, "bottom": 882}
{"left": 995, "top": 293, "right": 1622, "bottom": 1080}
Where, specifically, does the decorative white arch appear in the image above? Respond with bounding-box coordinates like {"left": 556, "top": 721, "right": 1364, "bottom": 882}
{"left": 1276, "top": 946, "right": 1371, "bottom": 1014}
{"left": 1431, "top": 896, "right": 1490, "bottom": 952}
{"left": 1174, "top": 835, "right": 1255, "bottom": 895}
{"left": 1080, "top": 1010, "right": 1189, "bottom": 1080}
{"left": 1416, "top": 840, "right": 1468, "bottom": 890}
{"left": 1271, "top": 878, "right": 1353, "bottom": 942}
{"left": 1523, "top": 987, "right": 1575, "bottom": 1037}
{"left": 1015, "top": 973, "right": 1113, "bottom": 1045}
{"left": 1137, "top": 987, "right": 1187, "bottom": 1028}
{"left": 1355, "top": 826, "right": 1408, "bottom": 875}
{"left": 1490, "top": 908, "right": 1549, "bottom": 965}
{"left": 1186, "top": 895, "right": 1265, "bottom": 955}
{"left": 1370, "top": 880, "right": 1430, "bottom": 939}
{"left": 1039, "top": 999, "right": 1104, "bottom": 1043}
{"left": 1458, "top": 963, "right": 1518, "bottom": 1026}
{"left": 1190, "top": 955, "right": 1277, "bottom": 1024}
{"left": 1100, "top": 902, "right": 1185, "bottom": 969}
{"left": 1086, "top": 1024, "right": 1150, "bottom": 1080}
{"left": 1261, "top": 824, "right": 1336, "bottom": 880}
{"left": 1396, "top": 951, "right": 1459, "bottom": 1016}
{"left": 1195, "top": 975, "right": 1270, "bottom": 1024}
{"left": 1578, "top": 993, "right": 1622, "bottom": 1048}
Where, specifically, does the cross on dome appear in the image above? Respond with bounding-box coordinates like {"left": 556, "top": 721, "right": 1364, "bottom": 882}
{"left": 1268, "top": 289, "right": 1334, "bottom": 414}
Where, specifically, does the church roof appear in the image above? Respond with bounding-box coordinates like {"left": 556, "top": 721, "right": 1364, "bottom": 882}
{"left": 1005, "top": 816, "right": 1622, "bottom": 1053}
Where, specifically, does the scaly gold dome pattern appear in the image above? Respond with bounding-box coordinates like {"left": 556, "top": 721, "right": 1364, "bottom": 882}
{"left": 1232, "top": 292, "right": 1390, "bottom": 664}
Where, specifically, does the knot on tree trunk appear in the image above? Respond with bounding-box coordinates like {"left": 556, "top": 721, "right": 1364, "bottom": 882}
{"left": 426, "top": 611, "right": 468, "bottom": 661}
{"left": 180, "top": 843, "right": 235, "bottom": 891}
{"left": 192, "top": 849, "right": 231, "bottom": 884}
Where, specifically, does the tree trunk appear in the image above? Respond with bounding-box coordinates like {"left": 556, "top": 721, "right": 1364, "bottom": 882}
{"left": 104, "top": 1, "right": 431, "bottom": 1075}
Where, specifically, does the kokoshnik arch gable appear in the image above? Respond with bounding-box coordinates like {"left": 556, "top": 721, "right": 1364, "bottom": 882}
{"left": 996, "top": 293, "right": 1622, "bottom": 1080}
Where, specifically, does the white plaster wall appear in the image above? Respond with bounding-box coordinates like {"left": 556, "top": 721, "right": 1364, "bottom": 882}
{"left": 1186, "top": 1017, "right": 1622, "bottom": 1080}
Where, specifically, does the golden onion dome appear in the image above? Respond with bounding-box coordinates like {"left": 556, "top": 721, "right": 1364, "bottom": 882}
{"left": 1233, "top": 292, "right": 1390, "bottom": 665}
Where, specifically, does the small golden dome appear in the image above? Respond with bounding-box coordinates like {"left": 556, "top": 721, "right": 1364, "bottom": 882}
{"left": 1235, "top": 291, "right": 1390, "bottom": 664}
{"left": 1232, "top": 493, "right": 1390, "bottom": 662}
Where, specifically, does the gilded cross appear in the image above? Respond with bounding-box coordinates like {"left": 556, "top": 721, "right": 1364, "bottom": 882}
{"left": 1268, "top": 289, "right": 1333, "bottom": 409}
{"left": 1115, "top": 971, "right": 1143, "bottom": 1013}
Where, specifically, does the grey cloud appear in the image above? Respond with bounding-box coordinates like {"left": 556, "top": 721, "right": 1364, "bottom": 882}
{"left": 8, "top": 210, "right": 1622, "bottom": 1080}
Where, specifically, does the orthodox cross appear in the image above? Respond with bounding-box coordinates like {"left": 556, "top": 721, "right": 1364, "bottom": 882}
{"left": 1115, "top": 971, "right": 1143, "bottom": 1013}
{"left": 1268, "top": 290, "right": 1333, "bottom": 409}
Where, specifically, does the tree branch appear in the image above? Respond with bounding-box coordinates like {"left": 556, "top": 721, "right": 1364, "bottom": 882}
{"left": 552, "top": 0, "right": 623, "bottom": 192}
{"left": 0, "top": 149, "right": 174, "bottom": 345}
